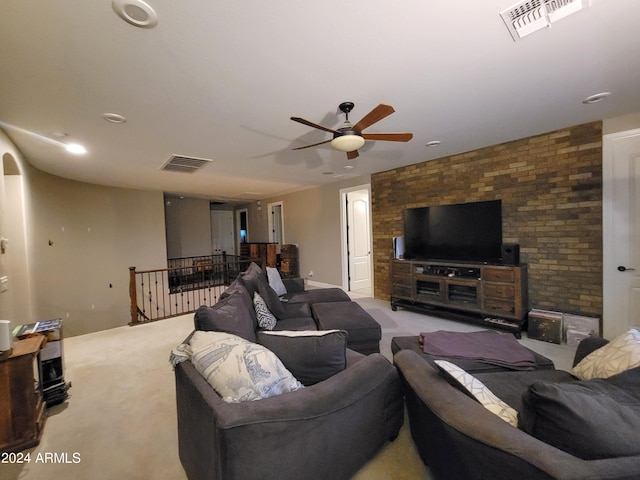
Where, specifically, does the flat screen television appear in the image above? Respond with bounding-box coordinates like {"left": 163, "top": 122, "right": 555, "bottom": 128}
{"left": 403, "top": 199, "right": 503, "bottom": 263}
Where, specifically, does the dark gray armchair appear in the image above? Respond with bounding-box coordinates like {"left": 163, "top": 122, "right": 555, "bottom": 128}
{"left": 175, "top": 350, "right": 403, "bottom": 480}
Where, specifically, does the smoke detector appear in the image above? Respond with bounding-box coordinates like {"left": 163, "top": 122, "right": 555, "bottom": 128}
{"left": 500, "top": 0, "right": 584, "bottom": 41}
{"left": 112, "top": 0, "right": 158, "bottom": 29}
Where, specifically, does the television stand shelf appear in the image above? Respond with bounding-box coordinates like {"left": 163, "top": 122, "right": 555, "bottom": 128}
{"left": 390, "top": 259, "right": 528, "bottom": 337}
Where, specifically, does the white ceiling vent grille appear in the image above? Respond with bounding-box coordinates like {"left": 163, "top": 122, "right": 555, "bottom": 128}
{"left": 500, "top": 0, "right": 584, "bottom": 41}
{"left": 161, "top": 155, "right": 213, "bottom": 173}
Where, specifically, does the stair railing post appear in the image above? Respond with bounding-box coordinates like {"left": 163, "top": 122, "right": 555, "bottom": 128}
{"left": 129, "top": 266, "right": 138, "bottom": 325}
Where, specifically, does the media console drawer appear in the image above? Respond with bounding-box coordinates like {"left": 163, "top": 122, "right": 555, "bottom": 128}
{"left": 392, "top": 261, "right": 412, "bottom": 275}
{"left": 484, "top": 298, "right": 516, "bottom": 315}
{"left": 392, "top": 284, "right": 413, "bottom": 298}
{"left": 482, "top": 267, "right": 516, "bottom": 283}
{"left": 483, "top": 283, "right": 515, "bottom": 299}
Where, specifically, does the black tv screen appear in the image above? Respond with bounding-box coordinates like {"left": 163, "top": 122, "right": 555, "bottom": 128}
{"left": 403, "top": 200, "right": 503, "bottom": 263}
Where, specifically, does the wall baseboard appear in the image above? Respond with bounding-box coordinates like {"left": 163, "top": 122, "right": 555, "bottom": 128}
{"left": 306, "top": 279, "right": 342, "bottom": 290}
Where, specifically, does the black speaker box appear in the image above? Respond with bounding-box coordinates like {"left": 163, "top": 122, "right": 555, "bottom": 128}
{"left": 501, "top": 243, "right": 520, "bottom": 265}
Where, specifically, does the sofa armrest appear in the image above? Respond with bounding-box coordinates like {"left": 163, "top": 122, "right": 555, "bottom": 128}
{"left": 282, "top": 277, "right": 305, "bottom": 293}
{"left": 394, "top": 349, "right": 640, "bottom": 480}
{"left": 213, "top": 353, "right": 398, "bottom": 427}
{"left": 572, "top": 336, "right": 609, "bottom": 367}
{"left": 176, "top": 353, "right": 403, "bottom": 480}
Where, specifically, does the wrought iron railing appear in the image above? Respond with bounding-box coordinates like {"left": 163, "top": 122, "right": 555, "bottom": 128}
{"left": 128, "top": 254, "right": 251, "bottom": 325}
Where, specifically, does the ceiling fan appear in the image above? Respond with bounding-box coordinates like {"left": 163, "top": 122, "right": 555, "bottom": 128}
{"left": 290, "top": 102, "right": 413, "bottom": 160}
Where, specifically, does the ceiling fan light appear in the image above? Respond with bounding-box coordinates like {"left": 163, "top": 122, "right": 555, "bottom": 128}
{"left": 331, "top": 134, "right": 365, "bottom": 152}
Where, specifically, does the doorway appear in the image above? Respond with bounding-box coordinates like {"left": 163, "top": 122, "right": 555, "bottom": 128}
{"left": 210, "top": 210, "right": 235, "bottom": 255}
{"left": 340, "top": 185, "right": 373, "bottom": 296}
{"left": 267, "top": 201, "right": 284, "bottom": 252}
{"left": 603, "top": 128, "right": 640, "bottom": 338}
{"left": 1, "top": 153, "right": 32, "bottom": 320}
{"left": 236, "top": 208, "right": 248, "bottom": 253}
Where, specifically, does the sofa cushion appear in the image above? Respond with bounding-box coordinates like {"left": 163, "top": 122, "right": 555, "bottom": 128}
{"left": 194, "top": 286, "right": 257, "bottom": 342}
{"left": 257, "top": 281, "right": 287, "bottom": 319}
{"left": 434, "top": 360, "right": 518, "bottom": 427}
{"left": 239, "top": 262, "right": 268, "bottom": 297}
{"left": 476, "top": 369, "right": 576, "bottom": 413}
{"left": 189, "top": 330, "right": 304, "bottom": 403}
{"left": 283, "top": 287, "right": 351, "bottom": 304}
{"left": 272, "top": 316, "right": 318, "bottom": 331}
{"left": 253, "top": 292, "right": 277, "bottom": 330}
{"left": 267, "top": 266, "right": 287, "bottom": 296}
{"left": 281, "top": 302, "right": 312, "bottom": 320}
{"left": 571, "top": 328, "right": 640, "bottom": 380}
{"left": 257, "top": 330, "right": 348, "bottom": 385}
{"left": 219, "top": 277, "right": 245, "bottom": 300}
{"left": 520, "top": 366, "right": 640, "bottom": 459}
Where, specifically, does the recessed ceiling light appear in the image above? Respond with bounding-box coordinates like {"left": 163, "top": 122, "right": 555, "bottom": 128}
{"left": 103, "top": 113, "right": 127, "bottom": 124}
{"left": 582, "top": 92, "right": 611, "bottom": 104}
{"left": 112, "top": 0, "right": 158, "bottom": 29}
{"left": 344, "top": 165, "right": 355, "bottom": 170}
{"left": 426, "top": 140, "right": 442, "bottom": 147}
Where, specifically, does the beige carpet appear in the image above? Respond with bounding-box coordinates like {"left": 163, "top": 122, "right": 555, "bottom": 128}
{"left": 4, "top": 297, "right": 576, "bottom": 480}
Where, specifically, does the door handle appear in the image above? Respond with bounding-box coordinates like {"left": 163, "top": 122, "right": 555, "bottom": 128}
{"left": 617, "top": 266, "right": 636, "bottom": 272}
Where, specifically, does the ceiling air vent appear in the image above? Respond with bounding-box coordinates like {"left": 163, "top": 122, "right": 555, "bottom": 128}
{"left": 161, "top": 155, "right": 213, "bottom": 173}
{"left": 500, "top": 0, "right": 584, "bottom": 41}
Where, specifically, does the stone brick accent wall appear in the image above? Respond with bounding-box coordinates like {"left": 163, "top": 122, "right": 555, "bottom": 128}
{"left": 372, "top": 121, "right": 602, "bottom": 317}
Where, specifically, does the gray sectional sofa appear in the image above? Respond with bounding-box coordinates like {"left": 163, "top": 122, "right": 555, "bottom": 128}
{"left": 394, "top": 336, "right": 640, "bottom": 480}
{"left": 175, "top": 263, "right": 403, "bottom": 480}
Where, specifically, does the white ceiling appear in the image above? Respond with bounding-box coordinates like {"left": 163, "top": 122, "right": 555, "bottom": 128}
{"left": 1, "top": 1, "right": 639, "bottom": 202}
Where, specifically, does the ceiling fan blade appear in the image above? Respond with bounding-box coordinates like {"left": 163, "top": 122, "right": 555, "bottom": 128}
{"left": 290, "top": 117, "right": 338, "bottom": 134}
{"left": 292, "top": 138, "right": 332, "bottom": 150}
{"left": 346, "top": 150, "right": 359, "bottom": 160}
{"left": 352, "top": 104, "right": 396, "bottom": 132}
{"left": 362, "top": 132, "right": 413, "bottom": 142}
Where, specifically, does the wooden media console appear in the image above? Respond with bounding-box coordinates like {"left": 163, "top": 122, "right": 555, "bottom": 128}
{"left": 390, "top": 259, "right": 528, "bottom": 336}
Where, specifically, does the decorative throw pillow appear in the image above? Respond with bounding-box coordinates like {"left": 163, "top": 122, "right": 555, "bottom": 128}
{"left": 519, "top": 367, "right": 640, "bottom": 459}
{"left": 256, "top": 330, "right": 348, "bottom": 385}
{"left": 194, "top": 286, "right": 258, "bottom": 342}
{"left": 266, "top": 267, "right": 287, "bottom": 296}
{"left": 253, "top": 292, "right": 277, "bottom": 330}
{"left": 434, "top": 360, "right": 519, "bottom": 427}
{"left": 571, "top": 328, "right": 640, "bottom": 380}
{"left": 189, "top": 331, "right": 304, "bottom": 403}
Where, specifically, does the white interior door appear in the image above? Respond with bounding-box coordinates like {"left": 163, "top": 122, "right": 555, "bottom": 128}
{"left": 347, "top": 190, "right": 372, "bottom": 295}
{"left": 210, "top": 210, "right": 235, "bottom": 255}
{"left": 603, "top": 129, "right": 640, "bottom": 338}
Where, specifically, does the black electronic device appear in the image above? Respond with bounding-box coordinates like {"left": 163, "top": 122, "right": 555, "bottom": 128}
{"left": 501, "top": 243, "right": 520, "bottom": 265}
{"left": 403, "top": 200, "right": 503, "bottom": 264}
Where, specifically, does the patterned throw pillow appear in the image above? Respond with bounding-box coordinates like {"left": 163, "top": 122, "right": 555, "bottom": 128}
{"left": 434, "top": 360, "right": 519, "bottom": 427}
{"left": 571, "top": 328, "right": 640, "bottom": 380}
{"left": 189, "top": 331, "right": 304, "bottom": 403}
{"left": 253, "top": 292, "right": 277, "bottom": 330}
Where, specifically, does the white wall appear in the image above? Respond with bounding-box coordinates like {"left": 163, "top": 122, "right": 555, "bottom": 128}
{"left": 164, "top": 196, "right": 212, "bottom": 258}
{"left": 25, "top": 168, "right": 168, "bottom": 336}
{"left": 0, "top": 130, "right": 169, "bottom": 336}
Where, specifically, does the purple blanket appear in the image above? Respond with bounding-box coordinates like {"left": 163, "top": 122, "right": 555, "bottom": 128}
{"left": 421, "top": 330, "right": 536, "bottom": 370}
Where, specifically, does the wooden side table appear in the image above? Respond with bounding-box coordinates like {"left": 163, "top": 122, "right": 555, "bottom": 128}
{"left": 0, "top": 336, "right": 47, "bottom": 453}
